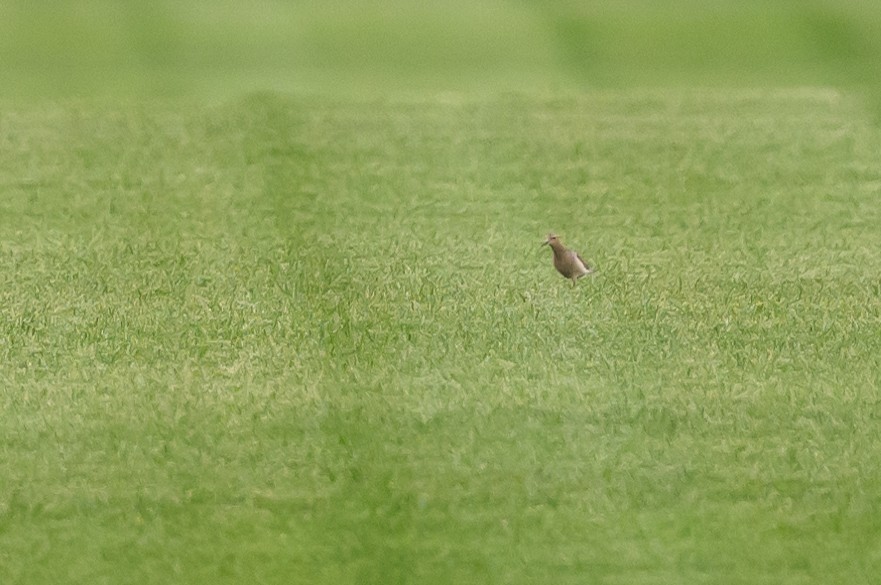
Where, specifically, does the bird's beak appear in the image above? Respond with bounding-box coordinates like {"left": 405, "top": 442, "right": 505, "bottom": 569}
{"left": 541, "top": 239, "right": 549, "bottom": 247}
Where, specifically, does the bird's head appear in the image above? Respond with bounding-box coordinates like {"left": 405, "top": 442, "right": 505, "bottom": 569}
{"left": 542, "top": 233, "right": 559, "bottom": 247}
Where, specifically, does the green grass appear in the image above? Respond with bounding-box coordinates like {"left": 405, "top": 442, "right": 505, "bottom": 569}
{"left": 2, "top": 90, "right": 881, "bottom": 583}
{"left": 3, "top": 0, "right": 881, "bottom": 99}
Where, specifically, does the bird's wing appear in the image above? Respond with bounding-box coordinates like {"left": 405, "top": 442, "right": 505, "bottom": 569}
{"left": 576, "top": 252, "right": 594, "bottom": 272}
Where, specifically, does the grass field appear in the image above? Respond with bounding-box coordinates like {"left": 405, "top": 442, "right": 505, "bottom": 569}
{"left": 4, "top": 0, "right": 881, "bottom": 583}
{"left": 2, "top": 89, "right": 881, "bottom": 583}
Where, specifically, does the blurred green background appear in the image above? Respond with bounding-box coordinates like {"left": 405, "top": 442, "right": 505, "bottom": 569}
{"left": 2, "top": 0, "right": 880, "bottom": 100}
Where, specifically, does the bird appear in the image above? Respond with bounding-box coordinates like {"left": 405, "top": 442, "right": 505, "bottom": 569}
{"left": 542, "top": 233, "right": 595, "bottom": 285}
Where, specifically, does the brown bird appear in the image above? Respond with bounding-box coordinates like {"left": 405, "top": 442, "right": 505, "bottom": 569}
{"left": 542, "top": 233, "right": 595, "bottom": 284}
